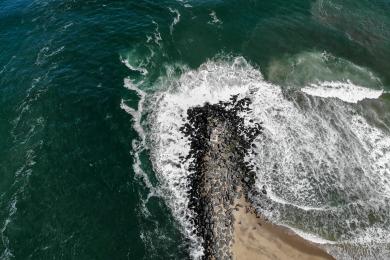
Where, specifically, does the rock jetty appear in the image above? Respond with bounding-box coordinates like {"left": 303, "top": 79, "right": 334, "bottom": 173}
{"left": 180, "top": 95, "right": 262, "bottom": 260}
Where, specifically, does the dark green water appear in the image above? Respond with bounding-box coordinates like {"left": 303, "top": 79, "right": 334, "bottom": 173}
{"left": 0, "top": 0, "right": 390, "bottom": 259}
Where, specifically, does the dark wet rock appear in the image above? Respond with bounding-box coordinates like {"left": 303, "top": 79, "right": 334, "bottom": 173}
{"left": 180, "top": 95, "right": 263, "bottom": 259}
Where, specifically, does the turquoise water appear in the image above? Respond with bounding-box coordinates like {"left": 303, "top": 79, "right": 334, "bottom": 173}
{"left": 0, "top": 0, "right": 390, "bottom": 259}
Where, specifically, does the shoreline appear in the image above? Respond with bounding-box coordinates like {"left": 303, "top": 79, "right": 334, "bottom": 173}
{"left": 181, "top": 97, "right": 335, "bottom": 259}
{"left": 232, "top": 196, "right": 334, "bottom": 260}
{"left": 181, "top": 96, "right": 261, "bottom": 259}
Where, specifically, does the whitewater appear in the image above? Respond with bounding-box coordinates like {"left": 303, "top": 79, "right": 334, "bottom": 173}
{"left": 126, "top": 56, "right": 390, "bottom": 259}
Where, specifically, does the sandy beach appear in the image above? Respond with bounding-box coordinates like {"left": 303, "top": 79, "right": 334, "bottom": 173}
{"left": 232, "top": 197, "right": 334, "bottom": 260}
{"left": 181, "top": 101, "right": 335, "bottom": 260}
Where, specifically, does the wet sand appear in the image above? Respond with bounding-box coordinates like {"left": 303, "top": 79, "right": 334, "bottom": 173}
{"left": 232, "top": 197, "right": 334, "bottom": 260}
{"left": 182, "top": 99, "right": 334, "bottom": 260}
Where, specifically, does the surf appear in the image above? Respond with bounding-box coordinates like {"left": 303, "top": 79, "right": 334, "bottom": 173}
{"left": 140, "top": 56, "right": 390, "bottom": 259}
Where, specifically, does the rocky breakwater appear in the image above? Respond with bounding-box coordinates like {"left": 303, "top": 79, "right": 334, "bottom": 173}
{"left": 180, "top": 95, "right": 262, "bottom": 260}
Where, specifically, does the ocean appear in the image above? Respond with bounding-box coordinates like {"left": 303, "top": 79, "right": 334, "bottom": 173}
{"left": 0, "top": 0, "right": 389, "bottom": 259}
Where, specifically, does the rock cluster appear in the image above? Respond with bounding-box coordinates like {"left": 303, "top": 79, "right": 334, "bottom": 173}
{"left": 180, "top": 95, "right": 262, "bottom": 259}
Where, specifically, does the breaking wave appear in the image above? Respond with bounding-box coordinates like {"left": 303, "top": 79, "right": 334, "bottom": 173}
{"left": 144, "top": 56, "right": 389, "bottom": 259}
{"left": 301, "top": 81, "right": 383, "bottom": 103}
{"left": 267, "top": 51, "right": 385, "bottom": 103}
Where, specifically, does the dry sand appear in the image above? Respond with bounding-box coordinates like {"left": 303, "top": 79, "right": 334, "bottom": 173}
{"left": 232, "top": 197, "right": 334, "bottom": 260}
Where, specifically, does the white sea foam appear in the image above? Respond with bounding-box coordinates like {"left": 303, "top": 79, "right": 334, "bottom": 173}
{"left": 1, "top": 147, "right": 40, "bottom": 259}
{"left": 175, "top": 0, "right": 191, "bottom": 7}
{"left": 62, "top": 22, "right": 73, "bottom": 31}
{"left": 208, "top": 11, "right": 222, "bottom": 25}
{"left": 120, "top": 78, "right": 161, "bottom": 199}
{"left": 35, "top": 46, "right": 64, "bottom": 65}
{"left": 147, "top": 57, "right": 390, "bottom": 259}
{"left": 121, "top": 78, "right": 146, "bottom": 141}
{"left": 168, "top": 8, "right": 181, "bottom": 35}
{"left": 148, "top": 57, "right": 261, "bottom": 259}
{"left": 0, "top": 196, "right": 17, "bottom": 259}
{"left": 349, "top": 115, "right": 390, "bottom": 197}
{"left": 121, "top": 58, "right": 148, "bottom": 76}
{"left": 148, "top": 21, "right": 162, "bottom": 46}
{"left": 267, "top": 51, "right": 384, "bottom": 98}
{"left": 287, "top": 226, "right": 337, "bottom": 245}
{"left": 301, "top": 81, "right": 383, "bottom": 103}
{"left": 265, "top": 188, "right": 330, "bottom": 212}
